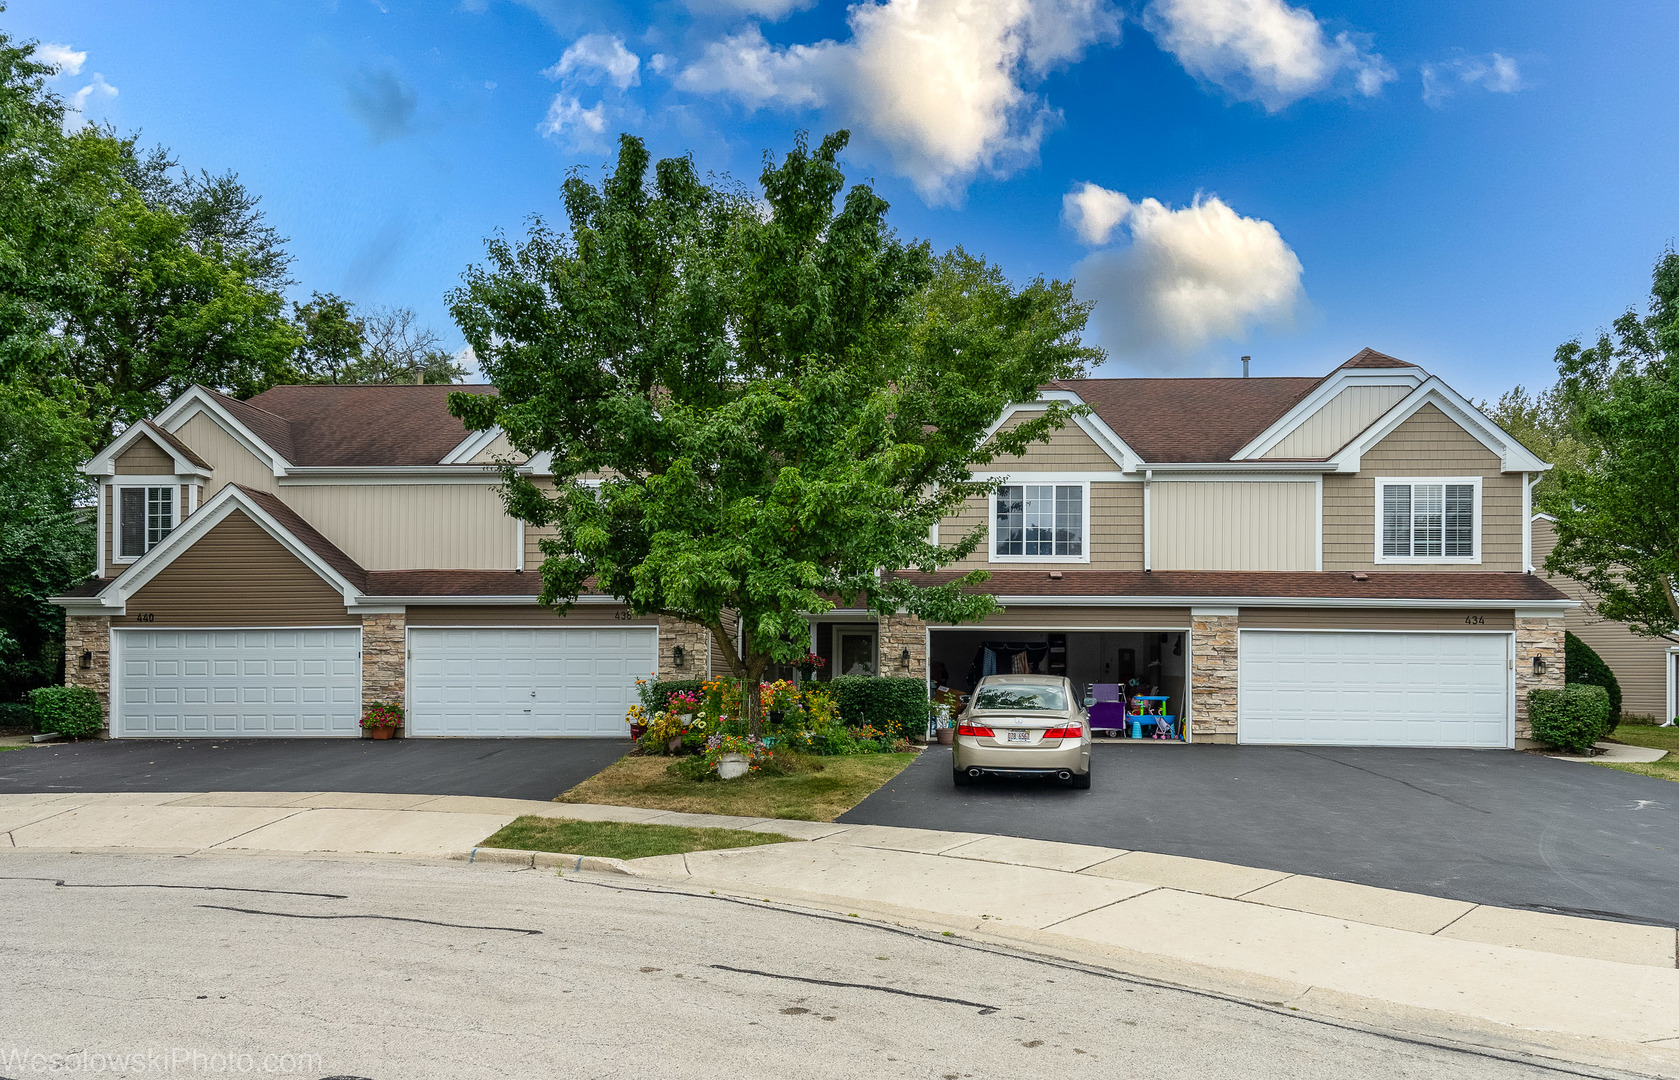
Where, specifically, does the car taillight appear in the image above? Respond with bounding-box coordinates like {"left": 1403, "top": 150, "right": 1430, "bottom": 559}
{"left": 956, "top": 724, "right": 994, "bottom": 737}
{"left": 1043, "top": 724, "right": 1083, "bottom": 738}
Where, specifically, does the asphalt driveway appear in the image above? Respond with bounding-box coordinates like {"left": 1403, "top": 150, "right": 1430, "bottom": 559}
{"left": 0, "top": 738, "right": 628, "bottom": 802}
{"left": 842, "top": 743, "right": 1679, "bottom": 928}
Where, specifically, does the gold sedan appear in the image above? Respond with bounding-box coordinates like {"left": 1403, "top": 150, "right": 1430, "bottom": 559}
{"left": 952, "top": 675, "right": 1091, "bottom": 789}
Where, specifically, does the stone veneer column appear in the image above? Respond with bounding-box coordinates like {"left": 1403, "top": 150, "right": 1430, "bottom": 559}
{"left": 63, "top": 615, "right": 113, "bottom": 733}
{"left": 1514, "top": 615, "right": 1567, "bottom": 740}
{"left": 360, "top": 613, "right": 406, "bottom": 730}
{"left": 1190, "top": 610, "right": 1239, "bottom": 742}
{"left": 657, "top": 616, "right": 711, "bottom": 681}
{"left": 877, "top": 613, "right": 928, "bottom": 681}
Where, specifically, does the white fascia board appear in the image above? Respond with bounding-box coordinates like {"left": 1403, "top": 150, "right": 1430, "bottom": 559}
{"left": 49, "top": 596, "right": 126, "bottom": 614}
{"left": 351, "top": 595, "right": 541, "bottom": 609}
{"left": 517, "top": 451, "right": 554, "bottom": 476}
{"left": 154, "top": 386, "right": 290, "bottom": 476}
{"left": 81, "top": 420, "right": 212, "bottom": 479}
{"left": 1531, "top": 511, "right": 1557, "bottom": 523}
{"left": 990, "top": 594, "right": 1576, "bottom": 610}
{"left": 439, "top": 425, "right": 507, "bottom": 465}
{"left": 978, "top": 395, "right": 1141, "bottom": 473}
{"left": 1330, "top": 379, "right": 1551, "bottom": 474}
{"left": 279, "top": 466, "right": 504, "bottom": 486}
{"left": 104, "top": 485, "right": 364, "bottom": 608}
{"left": 1232, "top": 368, "right": 1424, "bottom": 461}
{"left": 1146, "top": 470, "right": 1327, "bottom": 482}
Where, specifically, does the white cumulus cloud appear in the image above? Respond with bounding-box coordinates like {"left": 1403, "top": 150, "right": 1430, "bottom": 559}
{"left": 538, "top": 94, "right": 608, "bottom": 140}
{"left": 35, "top": 42, "right": 86, "bottom": 76}
{"left": 545, "top": 33, "right": 641, "bottom": 90}
{"left": 65, "top": 72, "right": 118, "bottom": 130}
{"left": 1069, "top": 185, "right": 1304, "bottom": 361}
{"left": 1421, "top": 52, "right": 1522, "bottom": 107}
{"left": 1144, "top": 0, "right": 1392, "bottom": 112}
{"left": 684, "top": 0, "right": 816, "bottom": 18}
{"left": 678, "top": 0, "right": 1121, "bottom": 205}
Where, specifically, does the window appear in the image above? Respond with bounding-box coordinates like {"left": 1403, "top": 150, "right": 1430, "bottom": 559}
{"left": 994, "top": 483, "right": 1084, "bottom": 559}
{"left": 973, "top": 683, "right": 1068, "bottom": 711}
{"left": 117, "top": 485, "right": 175, "bottom": 560}
{"left": 1378, "top": 480, "right": 1476, "bottom": 561}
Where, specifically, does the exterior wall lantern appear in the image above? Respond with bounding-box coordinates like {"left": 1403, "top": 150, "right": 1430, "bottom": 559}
{"left": 672, "top": 645, "right": 686, "bottom": 669}
{"left": 80, "top": 650, "right": 93, "bottom": 670}
{"left": 1531, "top": 656, "right": 1547, "bottom": 677}
{"left": 900, "top": 647, "right": 911, "bottom": 669}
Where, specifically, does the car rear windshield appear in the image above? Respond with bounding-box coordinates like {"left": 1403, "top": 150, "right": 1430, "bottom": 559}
{"left": 973, "top": 684, "right": 1066, "bottom": 711}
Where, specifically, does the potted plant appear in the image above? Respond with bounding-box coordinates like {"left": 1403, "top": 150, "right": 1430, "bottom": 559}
{"left": 705, "top": 734, "right": 764, "bottom": 780}
{"left": 795, "top": 652, "right": 827, "bottom": 677}
{"left": 362, "top": 701, "right": 404, "bottom": 740}
{"left": 933, "top": 702, "right": 955, "bottom": 746}
{"left": 625, "top": 703, "right": 649, "bottom": 741}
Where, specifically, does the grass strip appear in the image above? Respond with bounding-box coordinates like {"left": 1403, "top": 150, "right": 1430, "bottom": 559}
{"left": 479, "top": 816, "right": 797, "bottom": 860}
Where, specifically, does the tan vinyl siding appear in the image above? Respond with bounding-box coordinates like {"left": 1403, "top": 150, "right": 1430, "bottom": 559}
{"left": 280, "top": 483, "right": 516, "bottom": 570}
{"left": 986, "top": 412, "right": 1114, "bottom": 470}
{"left": 942, "top": 481, "right": 1142, "bottom": 572}
{"left": 103, "top": 485, "right": 118, "bottom": 578}
{"left": 1532, "top": 517, "right": 1672, "bottom": 716}
{"left": 1322, "top": 404, "right": 1523, "bottom": 572}
{"left": 405, "top": 603, "right": 655, "bottom": 626}
{"left": 1151, "top": 481, "right": 1316, "bottom": 571}
{"left": 119, "top": 510, "right": 355, "bottom": 626}
{"left": 113, "top": 434, "right": 176, "bottom": 474}
{"left": 933, "top": 606, "right": 1191, "bottom": 630}
{"left": 1263, "top": 384, "right": 1411, "bottom": 459}
{"left": 1238, "top": 608, "right": 1514, "bottom": 631}
{"left": 172, "top": 412, "right": 278, "bottom": 495}
{"left": 467, "top": 431, "right": 526, "bottom": 464}
{"left": 525, "top": 523, "right": 558, "bottom": 570}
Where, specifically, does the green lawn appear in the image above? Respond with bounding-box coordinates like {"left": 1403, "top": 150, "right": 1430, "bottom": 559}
{"left": 479, "top": 816, "right": 796, "bottom": 859}
{"left": 1599, "top": 722, "right": 1679, "bottom": 783}
{"left": 556, "top": 751, "right": 919, "bottom": 821}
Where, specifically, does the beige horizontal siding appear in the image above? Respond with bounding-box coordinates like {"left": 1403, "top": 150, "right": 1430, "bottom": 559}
{"left": 1264, "top": 384, "right": 1410, "bottom": 459}
{"left": 1533, "top": 518, "right": 1672, "bottom": 716}
{"left": 281, "top": 483, "right": 516, "bottom": 571}
{"left": 942, "top": 482, "right": 1142, "bottom": 572}
{"left": 1322, "top": 404, "right": 1523, "bottom": 572}
{"left": 985, "top": 412, "right": 1114, "bottom": 470}
{"left": 525, "top": 524, "right": 559, "bottom": 570}
{"left": 467, "top": 431, "right": 527, "bottom": 464}
{"left": 172, "top": 412, "right": 279, "bottom": 495}
{"left": 103, "top": 485, "right": 118, "bottom": 578}
{"left": 1152, "top": 481, "right": 1316, "bottom": 571}
{"left": 1238, "top": 608, "right": 1514, "bottom": 631}
{"left": 114, "top": 434, "right": 176, "bottom": 474}
{"left": 120, "top": 510, "right": 355, "bottom": 626}
{"left": 405, "top": 603, "right": 657, "bottom": 627}
{"left": 930, "top": 606, "right": 1192, "bottom": 630}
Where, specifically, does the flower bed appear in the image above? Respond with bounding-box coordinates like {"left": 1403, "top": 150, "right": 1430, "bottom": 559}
{"left": 627, "top": 677, "right": 907, "bottom": 767}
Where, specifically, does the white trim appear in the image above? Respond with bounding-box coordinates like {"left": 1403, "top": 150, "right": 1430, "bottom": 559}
{"left": 439, "top": 425, "right": 507, "bottom": 465}
{"left": 154, "top": 387, "right": 290, "bottom": 476}
{"left": 1512, "top": 607, "right": 1565, "bottom": 620}
{"left": 1666, "top": 649, "right": 1677, "bottom": 726}
{"left": 925, "top": 622, "right": 1191, "bottom": 631}
{"left": 277, "top": 467, "right": 505, "bottom": 486}
{"left": 1314, "top": 475, "right": 1324, "bottom": 572}
{"left": 1522, "top": 473, "right": 1534, "bottom": 572}
{"left": 1137, "top": 471, "right": 1324, "bottom": 484}
{"left": 1373, "top": 476, "right": 1483, "bottom": 565}
{"left": 1142, "top": 470, "right": 1152, "bottom": 572}
{"left": 95, "top": 482, "right": 106, "bottom": 574}
{"left": 109, "top": 479, "right": 183, "bottom": 564}
{"left": 1143, "top": 460, "right": 1342, "bottom": 474}
{"left": 1232, "top": 367, "right": 1426, "bottom": 460}
{"left": 987, "top": 480, "right": 1091, "bottom": 564}
{"left": 1191, "top": 607, "right": 1238, "bottom": 617}
{"left": 1330, "top": 379, "right": 1550, "bottom": 474}
{"left": 346, "top": 593, "right": 616, "bottom": 609}
{"left": 515, "top": 519, "right": 526, "bottom": 572}
{"left": 970, "top": 470, "right": 1130, "bottom": 483}
{"left": 978, "top": 397, "right": 1141, "bottom": 473}
{"left": 990, "top": 595, "right": 1576, "bottom": 610}
{"left": 81, "top": 421, "right": 212, "bottom": 479}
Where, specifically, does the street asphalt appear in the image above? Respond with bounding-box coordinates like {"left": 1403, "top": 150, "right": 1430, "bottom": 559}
{"left": 842, "top": 742, "right": 1679, "bottom": 929}
{"left": 0, "top": 737, "right": 628, "bottom": 802}
{"left": 0, "top": 852, "right": 1599, "bottom": 1080}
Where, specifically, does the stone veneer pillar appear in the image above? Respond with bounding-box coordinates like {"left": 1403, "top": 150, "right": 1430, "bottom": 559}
{"left": 63, "top": 615, "right": 113, "bottom": 734}
{"left": 360, "top": 612, "right": 406, "bottom": 730}
{"left": 657, "top": 616, "right": 712, "bottom": 680}
{"left": 1514, "top": 615, "right": 1567, "bottom": 741}
{"left": 1190, "top": 611, "right": 1239, "bottom": 742}
{"left": 877, "top": 613, "right": 928, "bottom": 681}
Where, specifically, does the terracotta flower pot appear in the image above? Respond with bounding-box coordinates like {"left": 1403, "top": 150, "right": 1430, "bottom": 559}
{"left": 369, "top": 726, "right": 397, "bottom": 740}
{"left": 936, "top": 728, "right": 954, "bottom": 746}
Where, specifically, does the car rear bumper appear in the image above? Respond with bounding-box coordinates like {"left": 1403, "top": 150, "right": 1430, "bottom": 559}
{"left": 953, "top": 739, "right": 1090, "bottom": 775}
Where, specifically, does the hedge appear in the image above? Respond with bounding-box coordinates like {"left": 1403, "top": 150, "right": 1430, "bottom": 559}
{"left": 0, "top": 701, "right": 33, "bottom": 732}
{"left": 1564, "top": 631, "right": 1622, "bottom": 731}
{"left": 29, "top": 685, "right": 104, "bottom": 739}
{"left": 1528, "top": 683, "right": 1612, "bottom": 755}
{"left": 826, "top": 676, "right": 929, "bottom": 740}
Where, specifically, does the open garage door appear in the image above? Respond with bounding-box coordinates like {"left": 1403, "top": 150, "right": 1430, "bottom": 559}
{"left": 407, "top": 627, "right": 657, "bottom": 737}
{"left": 1239, "top": 630, "right": 1511, "bottom": 747}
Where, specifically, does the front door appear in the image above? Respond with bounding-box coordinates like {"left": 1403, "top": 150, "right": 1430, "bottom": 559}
{"left": 837, "top": 629, "right": 877, "bottom": 677}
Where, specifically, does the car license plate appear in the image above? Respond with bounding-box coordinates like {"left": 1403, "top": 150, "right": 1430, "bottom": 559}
{"left": 1007, "top": 730, "right": 1031, "bottom": 743}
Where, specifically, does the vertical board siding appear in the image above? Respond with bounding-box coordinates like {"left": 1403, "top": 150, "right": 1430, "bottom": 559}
{"left": 1322, "top": 404, "right": 1522, "bottom": 572}
{"left": 173, "top": 413, "right": 280, "bottom": 495}
{"left": 986, "top": 412, "right": 1115, "bottom": 470}
{"left": 1151, "top": 481, "right": 1316, "bottom": 571}
{"left": 113, "top": 435, "right": 176, "bottom": 474}
{"left": 280, "top": 483, "right": 516, "bottom": 570}
{"left": 121, "top": 510, "right": 356, "bottom": 626}
{"left": 1532, "top": 518, "right": 1672, "bottom": 716}
{"left": 943, "top": 482, "right": 1142, "bottom": 571}
{"left": 1264, "top": 385, "right": 1411, "bottom": 459}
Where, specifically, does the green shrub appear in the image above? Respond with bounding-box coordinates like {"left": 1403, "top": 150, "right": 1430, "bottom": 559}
{"left": 0, "top": 701, "right": 33, "bottom": 732}
{"left": 1564, "top": 632, "right": 1622, "bottom": 731}
{"left": 826, "top": 676, "right": 929, "bottom": 740}
{"left": 29, "top": 685, "right": 103, "bottom": 738}
{"left": 1528, "top": 683, "right": 1612, "bottom": 754}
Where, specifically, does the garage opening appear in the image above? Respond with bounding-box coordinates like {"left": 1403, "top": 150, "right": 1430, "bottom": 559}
{"left": 928, "top": 628, "right": 1188, "bottom": 738}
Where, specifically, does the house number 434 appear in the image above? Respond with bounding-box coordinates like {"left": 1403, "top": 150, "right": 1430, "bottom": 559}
{"left": 1463, "top": 614, "right": 1485, "bottom": 625}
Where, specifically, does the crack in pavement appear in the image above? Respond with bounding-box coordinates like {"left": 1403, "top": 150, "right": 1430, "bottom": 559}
{"left": 196, "top": 905, "right": 543, "bottom": 935}
{"left": 0, "top": 876, "right": 348, "bottom": 899}
{"left": 709, "top": 964, "right": 999, "bottom": 1014}
{"left": 1291, "top": 749, "right": 1494, "bottom": 814}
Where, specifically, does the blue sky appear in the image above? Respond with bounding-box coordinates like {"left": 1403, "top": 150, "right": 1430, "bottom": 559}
{"left": 9, "top": 0, "right": 1677, "bottom": 400}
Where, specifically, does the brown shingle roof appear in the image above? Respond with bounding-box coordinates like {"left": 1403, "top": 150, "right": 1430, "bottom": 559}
{"left": 236, "top": 486, "right": 368, "bottom": 590}
{"left": 362, "top": 569, "right": 546, "bottom": 597}
{"left": 892, "top": 569, "right": 1570, "bottom": 603}
{"left": 1053, "top": 376, "right": 1320, "bottom": 463}
{"left": 240, "top": 384, "right": 496, "bottom": 467}
{"left": 141, "top": 421, "right": 211, "bottom": 469}
{"left": 58, "top": 577, "right": 113, "bottom": 598}
{"left": 204, "top": 388, "right": 297, "bottom": 462}
{"left": 1340, "top": 347, "right": 1414, "bottom": 369}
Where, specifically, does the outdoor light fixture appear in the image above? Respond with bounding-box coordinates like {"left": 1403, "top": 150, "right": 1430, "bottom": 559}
{"left": 900, "top": 647, "right": 911, "bottom": 668}
{"left": 79, "top": 650, "right": 92, "bottom": 670}
{"left": 672, "top": 645, "right": 686, "bottom": 669}
{"left": 1532, "top": 656, "right": 1547, "bottom": 677}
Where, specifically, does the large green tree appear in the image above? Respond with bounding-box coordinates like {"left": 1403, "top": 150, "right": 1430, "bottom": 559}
{"left": 449, "top": 132, "right": 1100, "bottom": 729}
{"left": 1541, "top": 246, "right": 1679, "bottom": 642}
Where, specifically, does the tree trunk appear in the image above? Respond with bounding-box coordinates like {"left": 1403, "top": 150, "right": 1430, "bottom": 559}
{"left": 743, "top": 674, "right": 763, "bottom": 739}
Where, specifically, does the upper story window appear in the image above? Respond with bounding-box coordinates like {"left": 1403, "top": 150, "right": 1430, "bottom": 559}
{"left": 994, "top": 482, "right": 1085, "bottom": 561}
{"left": 1377, "top": 478, "right": 1478, "bottom": 563}
{"left": 117, "top": 485, "right": 175, "bottom": 560}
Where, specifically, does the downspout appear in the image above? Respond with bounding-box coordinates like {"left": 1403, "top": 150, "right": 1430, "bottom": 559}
{"left": 1143, "top": 469, "right": 1153, "bottom": 573}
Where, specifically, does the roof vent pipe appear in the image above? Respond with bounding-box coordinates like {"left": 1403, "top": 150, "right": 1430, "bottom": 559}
{"left": 1241, "top": 355, "right": 1251, "bottom": 378}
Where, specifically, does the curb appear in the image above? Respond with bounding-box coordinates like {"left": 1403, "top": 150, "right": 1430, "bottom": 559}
{"left": 453, "top": 846, "right": 636, "bottom": 875}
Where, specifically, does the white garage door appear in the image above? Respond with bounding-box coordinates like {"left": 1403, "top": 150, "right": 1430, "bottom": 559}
{"left": 407, "top": 627, "right": 657, "bottom": 737}
{"left": 114, "top": 628, "right": 362, "bottom": 738}
{"left": 1239, "top": 631, "right": 1511, "bottom": 747}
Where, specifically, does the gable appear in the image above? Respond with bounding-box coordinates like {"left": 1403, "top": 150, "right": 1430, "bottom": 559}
{"left": 113, "top": 433, "right": 178, "bottom": 475}
{"left": 171, "top": 412, "right": 279, "bottom": 494}
{"left": 123, "top": 510, "right": 354, "bottom": 625}
{"left": 467, "top": 430, "right": 526, "bottom": 465}
{"left": 1262, "top": 384, "right": 1412, "bottom": 459}
{"left": 1360, "top": 403, "right": 1503, "bottom": 473}
{"left": 986, "top": 412, "right": 1116, "bottom": 470}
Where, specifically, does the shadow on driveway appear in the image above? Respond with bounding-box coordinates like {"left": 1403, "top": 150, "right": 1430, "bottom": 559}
{"left": 0, "top": 738, "right": 629, "bottom": 803}
{"left": 842, "top": 742, "right": 1679, "bottom": 927}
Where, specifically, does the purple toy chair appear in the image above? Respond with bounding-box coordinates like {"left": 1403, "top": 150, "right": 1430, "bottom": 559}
{"left": 1088, "top": 683, "right": 1126, "bottom": 733}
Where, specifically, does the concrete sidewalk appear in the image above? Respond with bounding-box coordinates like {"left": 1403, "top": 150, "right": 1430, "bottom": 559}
{"left": 4, "top": 790, "right": 1677, "bottom": 1073}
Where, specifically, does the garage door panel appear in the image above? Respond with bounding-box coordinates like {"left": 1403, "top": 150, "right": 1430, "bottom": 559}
{"left": 1240, "top": 631, "right": 1510, "bottom": 748}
